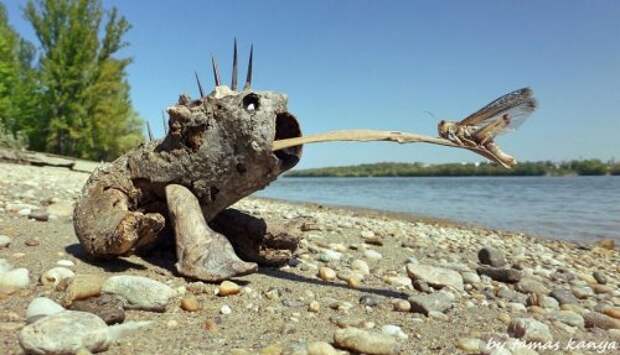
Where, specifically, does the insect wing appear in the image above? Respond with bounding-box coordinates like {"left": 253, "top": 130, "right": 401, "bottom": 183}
{"left": 459, "top": 87, "right": 536, "bottom": 128}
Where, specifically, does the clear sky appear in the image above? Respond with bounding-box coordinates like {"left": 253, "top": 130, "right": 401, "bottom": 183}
{"left": 5, "top": 1, "right": 620, "bottom": 168}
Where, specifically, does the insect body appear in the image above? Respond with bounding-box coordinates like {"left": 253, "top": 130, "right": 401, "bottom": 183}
{"left": 438, "top": 87, "right": 537, "bottom": 167}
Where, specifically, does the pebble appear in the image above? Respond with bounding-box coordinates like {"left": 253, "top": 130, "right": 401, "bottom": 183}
{"left": 220, "top": 304, "right": 232, "bottom": 315}
{"left": 69, "top": 294, "right": 125, "bottom": 325}
{"left": 308, "top": 300, "right": 320, "bottom": 313}
{"left": 507, "top": 317, "right": 553, "bottom": 343}
{"left": 359, "top": 295, "right": 382, "bottom": 307}
{"left": 539, "top": 296, "right": 560, "bottom": 310}
{"left": 24, "top": 238, "right": 40, "bottom": 246}
{"left": 0, "top": 267, "right": 30, "bottom": 293}
{"left": 592, "top": 271, "right": 607, "bottom": 284}
{"left": 218, "top": 280, "right": 241, "bottom": 296}
{"left": 476, "top": 266, "right": 521, "bottom": 283}
{"left": 18, "top": 311, "right": 110, "bottom": 354}
{"left": 393, "top": 300, "right": 411, "bottom": 312}
{"left": 550, "top": 288, "right": 579, "bottom": 305}
{"left": 351, "top": 259, "right": 370, "bottom": 276}
{"left": 0, "top": 258, "right": 11, "bottom": 273}
{"left": 406, "top": 263, "right": 464, "bottom": 290}
{"left": 553, "top": 310, "right": 584, "bottom": 328}
{"left": 41, "top": 266, "right": 75, "bottom": 287}
{"left": 26, "top": 297, "right": 65, "bottom": 324}
{"left": 571, "top": 286, "right": 594, "bottom": 299}
{"left": 102, "top": 275, "right": 175, "bottom": 311}
{"left": 584, "top": 312, "right": 620, "bottom": 329}
{"left": 601, "top": 306, "right": 620, "bottom": 320}
{"left": 408, "top": 291, "right": 455, "bottom": 315}
{"left": 56, "top": 259, "right": 75, "bottom": 268}
{"left": 307, "top": 341, "right": 339, "bottom": 355}
{"left": 364, "top": 250, "right": 383, "bottom": 260}
{"left": 28, "top": 209, "right": 49, "bottom": 221}
{"left": 381, "top": 324, "right": 408, "bottom": 340}
{"left": 318, "top": 267, "right": 337, "bottom": 281}
{"left": 63, "top": 274, "right": 105, "bottom": 304}
{"left": 204, "top": 319, "right": 218, "bottom": 332}
{"left": 478, "top": 247, "right": 507, "bottom": 267}
{"left": 456, "top": 337, "right": 484, "bottom": 353}
{"left": 383, "top": 275, "right": 412, "bottom": 288}
{"left": 591, "top": 284, "right": 613, "bottom": 294}
{"left": 333, "top": 327, "right": 400, "bottom": 355}
{"left": 0, "top": 235, "right": 11, "bottom": 248}
{"left": 516, "top": 278, "right": 549, "bottom": 295}
{"left": 181, "top": 294, "right": 201, "bottom": 312}
{"left": 319, "top": 250, "right": 342, "bottom": 262}
{"left": 461, "top": 271, "right": 481, "bottom": 284}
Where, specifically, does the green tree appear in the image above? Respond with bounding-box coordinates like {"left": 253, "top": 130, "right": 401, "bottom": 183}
{"left": 24, "top": 0, "right": 143, "bottom": 160}
{"left": 0, "top": 2, "right": 37, "bottom": 146}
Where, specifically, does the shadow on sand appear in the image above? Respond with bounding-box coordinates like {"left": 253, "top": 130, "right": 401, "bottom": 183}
{"left": 66, "top": 242, "right": 410, "bottom": 299}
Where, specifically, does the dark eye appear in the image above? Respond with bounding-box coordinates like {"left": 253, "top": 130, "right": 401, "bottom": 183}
{"left": 242, "top": 93, "right": 260, "bottom": 112}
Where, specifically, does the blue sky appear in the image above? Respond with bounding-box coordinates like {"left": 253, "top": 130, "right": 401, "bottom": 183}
{"left": 5, "top": 1, "right": 620, "bottom": 168}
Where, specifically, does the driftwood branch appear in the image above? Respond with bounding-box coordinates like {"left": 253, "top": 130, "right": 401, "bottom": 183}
{"left": 165, "top": 184, "right": 257, "bottom": 281}
{"left": 273, "top": 129, "right": 514, "bottom": 168}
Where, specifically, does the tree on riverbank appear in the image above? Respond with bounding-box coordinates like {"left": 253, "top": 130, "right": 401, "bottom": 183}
{"left": 0, "top": 3, "right": 37, "bottom": 149}
{"left": 0, "top": 0, "right": 143, "bottom": 160}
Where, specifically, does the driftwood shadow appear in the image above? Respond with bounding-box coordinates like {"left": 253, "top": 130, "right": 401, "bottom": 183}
{"left": 65, "top": 243, "right": 147, "bottom": 272}
{"left": 258, "top": 267, "right": 410, "bottom": 300}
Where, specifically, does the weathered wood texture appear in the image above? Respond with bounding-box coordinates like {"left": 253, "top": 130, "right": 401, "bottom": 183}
{"left": 73, "top": 88, "right": 302, "bottom": 278}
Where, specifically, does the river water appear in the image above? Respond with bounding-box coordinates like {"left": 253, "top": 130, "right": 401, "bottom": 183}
{"left": 255, "top": 176, "right": 620, "bottom": 242}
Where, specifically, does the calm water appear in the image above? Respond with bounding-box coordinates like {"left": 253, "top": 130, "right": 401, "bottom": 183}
{"left": 255, "top": 176, "right": 620, "bottom": 242}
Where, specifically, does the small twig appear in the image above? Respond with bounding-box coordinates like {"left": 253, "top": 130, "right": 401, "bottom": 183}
{"left": 272, "top": 129, "right": 512, "bottom": 168}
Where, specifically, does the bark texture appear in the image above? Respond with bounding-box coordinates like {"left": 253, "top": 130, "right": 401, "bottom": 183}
{"left": 210, "top": 208, "right": 301, "bottom": 266}
{"left": 73, "top": 87, "right": 302, "bottom": 274}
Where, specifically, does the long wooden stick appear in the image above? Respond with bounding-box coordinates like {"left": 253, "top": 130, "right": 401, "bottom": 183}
{"left": 272, "top": 129, "right": 512, "bottom": 168}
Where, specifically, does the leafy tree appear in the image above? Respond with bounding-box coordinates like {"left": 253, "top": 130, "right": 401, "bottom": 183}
{"left": 24, "top": 0, "right": 143, "bottom": 160}
{"left": 0, "top": 2, "right": 37, "bottom": 145}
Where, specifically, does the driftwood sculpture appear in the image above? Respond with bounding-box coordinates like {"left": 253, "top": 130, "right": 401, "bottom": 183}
{"left": 73, "top": 40, "right": 536, "bottom": 281}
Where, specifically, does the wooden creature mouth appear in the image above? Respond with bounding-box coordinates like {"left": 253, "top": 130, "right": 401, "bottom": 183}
{"left": 273, "top": 111, "right": 302, "bottom": 171}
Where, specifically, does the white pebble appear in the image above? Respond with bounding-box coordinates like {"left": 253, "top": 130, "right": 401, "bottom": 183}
{"left": 40, "top": 267, "right": 75, "bottom": 287}
{"left": 26, "top": 297, "right": 65, "bottom": 324}
{"left": 364, "top": 250, "right": 383, "bottom": 260}
{"left": 0, "top": 267, "right": 30, "bottom": 291}
{"left": 381, "top": 324, "right": 408, "bottom": 340}
{"left": 56, "top": 260, "right": 75, "bottom": 268}
{"left": 220, "top": 304, "right": 232, "bottom": 315}
{"left": 0, "top": 235, "right": 11, "bottom": 248}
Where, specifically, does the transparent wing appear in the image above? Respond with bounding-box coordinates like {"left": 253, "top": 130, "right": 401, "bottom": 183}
{"left": 459, "top": 87, "right": 537, "bottom": 128}
{"left": 469, "top": 100, "right": 536, "bottom": 136}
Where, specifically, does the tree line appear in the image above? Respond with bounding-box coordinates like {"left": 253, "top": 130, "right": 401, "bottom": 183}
{"left": 286, "top": 160, "right": 620, "bottom": 177}
{"left": 0, "top": 0, "right": 143, "bottom": 160}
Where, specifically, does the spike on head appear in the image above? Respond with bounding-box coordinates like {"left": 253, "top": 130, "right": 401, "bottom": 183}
{"left": 161, "top": 110, "right": 168, "bottom": 134}
{"left": 244, "top": 44, "right": 253, "bottom": 90}
{"left": 146, "top": 121, "right": 153, "bottom": 141}
{"left": 231, "top": 38, "right": 238, "bottom": 91}
{"left": 194, "top": 71, "right": 205, "bottom": 97}
{"left": 211, "top": 56, "right": 222, "bottom": 87}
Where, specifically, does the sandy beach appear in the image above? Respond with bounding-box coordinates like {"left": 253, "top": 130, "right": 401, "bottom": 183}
{"left": 1, "top": 161, "right": 619, "bottom": 354}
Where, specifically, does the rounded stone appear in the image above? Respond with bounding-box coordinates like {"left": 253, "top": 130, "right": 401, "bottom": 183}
{"left": 0, "top": 267, "right": 30, "bottom": 292}
{"left": 41, "top": 267, "right": 75, "bottom": 287}
{"left": 101, "top": 275, "right": 175, "bottom": 311}
{"left": 218, "top": 280, "right": 241, "bottom": 296}
{"left": 18, "top": 311, "right": 110, "bottom": 354}
{"left": 26, "top": 297, "right": 65, "bottom": 324}
{"left": 0, "top": 235, "right": 11, "bottom": 249}
{"left": 318, "top": 267, "right": 336, "bottom": 281}
{"left": 181, "top": 294, "right": 201, "bottom": 312}
{"left": 478, "top": 247, "right": 507, "bottom": 267}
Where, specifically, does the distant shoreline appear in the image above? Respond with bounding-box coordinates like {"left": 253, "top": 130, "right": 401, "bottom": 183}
{"left": 286, "top": 160, "right": 620, "bottom": 178}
